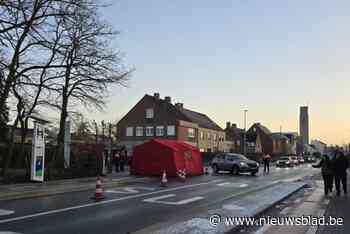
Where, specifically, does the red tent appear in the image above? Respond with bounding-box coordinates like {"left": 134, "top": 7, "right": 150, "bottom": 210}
{"left": 131, "top": 139, "right": 203, "bottom": 177}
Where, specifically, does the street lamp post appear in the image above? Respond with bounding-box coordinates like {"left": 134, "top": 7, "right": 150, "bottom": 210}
{"left": 243, "top": 109, "right": 248, "bottom": 156}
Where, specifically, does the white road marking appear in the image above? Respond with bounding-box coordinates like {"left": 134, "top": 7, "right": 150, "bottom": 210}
{"left": 294, "top": 198, "right": 302, "bottom": 204}
{"left": 223, "top": 204, "right": 245, "bottom": 211}
{"left": 105, "top": 186, "right": 156, "bottom": 194}
{"left": 280, "top": 207, "right": 292, "bottom": 215}
{"left": 0, "top": 232, "right": 23, "bottom": 234}
{"left": 217, "top": 182, "right": 231, "bottom": 186}
{"left": 216, "top": 182, "right": 249, "bottom": 188}
{"left": 323, "top": 199, "right": 330, "bottom": 206}
{"left": 0, "top": 210, "right": 14, "bottom": 216}
{"left": 254, "top": 224, "right": 271, "bottom": 234}
{"left": 143, "top": 194, "right": 204, "bottom": 205}
{"left": 0, "top": 180, "right": 218, "bottom": 224}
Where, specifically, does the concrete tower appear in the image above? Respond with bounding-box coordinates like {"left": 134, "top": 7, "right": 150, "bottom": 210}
{"left": 299, "top": 106, "right": 309, "bottom": 146}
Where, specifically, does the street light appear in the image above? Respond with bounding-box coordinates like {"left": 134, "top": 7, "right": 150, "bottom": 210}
{"left": 243, "top": 109, "right": 248, "bottom": 156}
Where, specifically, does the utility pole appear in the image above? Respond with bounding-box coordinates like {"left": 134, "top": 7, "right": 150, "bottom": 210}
{"left": 243, "top": 109, "right": 248, "bottom": 156}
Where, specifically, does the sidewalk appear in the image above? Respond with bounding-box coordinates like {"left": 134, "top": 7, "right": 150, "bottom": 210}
{"left": 0, "top": 170, "right": 156, "bottom": 202}
{"left": 317, "top": 174, "right": 350, "bottom": 234}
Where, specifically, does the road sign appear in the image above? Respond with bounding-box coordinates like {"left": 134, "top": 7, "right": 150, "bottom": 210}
{"left": 31, "top": 122, "right": 45, "bottom": 182}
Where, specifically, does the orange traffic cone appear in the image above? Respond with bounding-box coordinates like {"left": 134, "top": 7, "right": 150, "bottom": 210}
{"left": 92, "top": 176, "right": 105, "bottom": 201}
{"left": 161, "top": 170, "right": 168, "bottom": 187}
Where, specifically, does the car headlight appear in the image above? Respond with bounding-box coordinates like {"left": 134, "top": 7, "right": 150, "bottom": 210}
{"left": 256, "top": 162, "right": 259, "bottom": 167}
{"left": 240, "top": 162, "right": 247, "bottom": 166}
{"left": 276, "top": 161, "right": 280, "bottom": 164}
{"left": 286, "top": 161, "right": 290, "bottom": 164}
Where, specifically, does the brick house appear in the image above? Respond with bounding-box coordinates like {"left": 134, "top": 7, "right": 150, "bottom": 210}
{"left": 246, "top": 123, "right": 273, "bottom": 155}
{"left": 224, "top": 122, "right": 245, "bottom": 153}
{"left": 117, "top": 93, "right": 225, "bottom": 155}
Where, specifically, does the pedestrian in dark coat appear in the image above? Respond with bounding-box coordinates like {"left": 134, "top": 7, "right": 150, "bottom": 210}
{"left": 313, "top": 154, "right": 334, "bottom": 196}
{"left": 119, "top": 150, "right": 127, "bottom": 172}
{"left": 114, "top": 152, "right": 120, "bottom": 173}
{"left": 334, "top": 151, "right": 348, "bottom": 196}
{"left": 263, "top": 154, "right": 271, "bottom": 174}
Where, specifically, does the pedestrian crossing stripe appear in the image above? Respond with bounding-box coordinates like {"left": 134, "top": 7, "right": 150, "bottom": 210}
{"left": 0, "top": 209, "right": 14, "bottom": 216}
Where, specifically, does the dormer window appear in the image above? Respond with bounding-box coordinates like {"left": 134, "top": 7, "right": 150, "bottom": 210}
{"left": 146, "top": 108, "right": 154, "bottom": 119}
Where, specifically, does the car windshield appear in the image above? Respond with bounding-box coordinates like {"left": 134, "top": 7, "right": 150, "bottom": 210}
{"left": 227, "top": 154, "right": 248, "bottom": 161}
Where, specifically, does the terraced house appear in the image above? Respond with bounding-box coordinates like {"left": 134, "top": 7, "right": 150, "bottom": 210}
{"left": 117, "top": 93, "right": 225, "bottom": 154}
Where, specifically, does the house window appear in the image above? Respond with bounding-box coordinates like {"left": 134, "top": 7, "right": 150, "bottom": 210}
{"left": 126, "top": 127, "right": 133, "bottom": 137}
{"left": 167, "top": 125, "right": 175, "bottom": 136}
{"left": 200, "top": 131, "right": 204, "bottom": 140}
{"left": 136, "top": 127, "right": 143, "bottom": 136}
{"left": 156, "top": 126, "right": 164, "bottom": 136}
{"left": 146, "top": 126, "right": 154, "bottom": 136}
{"left": 207, "top": 133, "right": 211, "bottom": 140}
{"left": 146, "top": 108, "right": 154, "bottom": 119}
{"left": 237, "top": 140, "right": 240, "bottom": 146}
{"left": 213, "top": 133, "right": 217, "bottom": 141}
{"left": 188, "top": 128, "right": 195, "bottom": 138}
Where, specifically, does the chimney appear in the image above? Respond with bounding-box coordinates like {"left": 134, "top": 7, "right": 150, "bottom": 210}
{"left": 232, "top": 123, "right": 237, "bottom": 129}
{"left": 175, "top": 103, "right": 183, "bottom": 109}
{"left": 164, "top": 96, "right": 171, "bottom": 103}
{"left": 226, "top": 122, "right": 231, "bottom": 129}
{"left": 154, "top": 93, "right": 160, "bottom": 99}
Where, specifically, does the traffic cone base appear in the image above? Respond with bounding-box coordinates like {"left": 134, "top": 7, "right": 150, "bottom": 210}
{"left": 161, "top": 170, "right": 168, "bottom": 187}
{"left": 92, "top": 176, "right": 105, "bottom": 201}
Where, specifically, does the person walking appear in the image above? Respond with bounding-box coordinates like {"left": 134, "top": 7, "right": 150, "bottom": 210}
{"left": 312, "top": 154, "right": 334, "bottom": 196}
{"left": 114, "top": 152, "right": 120, "bottom": 173}
{"left": 263, "top": 154, "right": 271, "bottom": 174}
{"left": 120, "top": 150, "right": 127, "bottom": 172}
{"left": 334, "top": 151, "right": 348, "bottom": 197}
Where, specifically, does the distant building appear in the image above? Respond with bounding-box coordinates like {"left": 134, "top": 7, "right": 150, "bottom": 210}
{"left": 311, "top": 139, "right": 327, "bottom": 155}
{"left": 117, "top": 93, "right": 225, "bottom": 155}
{"left": 246, "top": 123, "right": 273, "bottom": 155}
{"left": 224, "top": 122, "right": 245, "bottom": 153}
{"left": 299, "top": 106, "right": 309, "bottom": 149}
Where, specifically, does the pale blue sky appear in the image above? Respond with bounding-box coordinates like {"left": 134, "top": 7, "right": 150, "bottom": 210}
{"left": 85, "top": 0, "right": 350, "bottom": 145}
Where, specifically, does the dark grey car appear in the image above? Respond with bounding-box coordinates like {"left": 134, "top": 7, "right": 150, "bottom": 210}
{"left": 211, "top": 153, "right": 259, "bottom": 176}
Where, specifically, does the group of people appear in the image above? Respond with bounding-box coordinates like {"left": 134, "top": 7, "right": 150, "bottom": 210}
{"left": 312, "top": 150, "right": 348, "bottom": 197}
{"left": 113, "top": 150, "right": 128, "bottom": 172}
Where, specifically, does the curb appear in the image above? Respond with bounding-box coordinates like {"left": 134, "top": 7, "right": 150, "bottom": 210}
{"left": 226, "top": 182, "right": 306, "bottom": 233}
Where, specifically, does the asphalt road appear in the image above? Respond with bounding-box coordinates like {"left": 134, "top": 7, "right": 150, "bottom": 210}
{"left": 0, "top": 164, "right": 319, "bottom": 234}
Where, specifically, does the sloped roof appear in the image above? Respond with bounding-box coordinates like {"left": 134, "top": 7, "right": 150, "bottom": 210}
{"left": 256, "top": 123, "right": 272, "bottom": 135}
{"left": 145, "top": 95, "right": 191, "bottom": 121}
{"left": 179, "top": 108, "right": 223, "bottom": 131}
{"left": 145, "top": 94, "right": 223, "bottom": 132}
{"left": 270, "top": 133, "right": 289, "bottom": 140}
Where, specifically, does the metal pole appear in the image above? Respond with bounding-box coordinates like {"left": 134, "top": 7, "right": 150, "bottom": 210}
{"left": 244, "top": 110, "right": 248, "bottom": 156}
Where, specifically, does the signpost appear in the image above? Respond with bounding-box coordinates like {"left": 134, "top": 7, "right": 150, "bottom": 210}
{"left": 31, "top": 121, "right": 45, "bottom": 182}
{"left": 64, "top": 118, "right": 71, "bottom": 168}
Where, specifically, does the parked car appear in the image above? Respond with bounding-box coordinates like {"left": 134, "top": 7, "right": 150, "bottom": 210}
{"left": 211, "top": 153, "right": 259, "bottom": 176}
{"left": 290, "top": 156, "right": 299, "bottom": 166}
{"left": 305, "top": 156, "right": 316, "bottom": 163}
{"left": 276, "top": 156, "right": 293, "bottom": 167}
{"left": 297, "top": 156, "right": 305, "bottom": 164}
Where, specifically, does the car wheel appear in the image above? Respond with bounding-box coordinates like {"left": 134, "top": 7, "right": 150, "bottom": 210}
{"left": 212, "top": 164, "right": 219, "bottom": 174}
{"left": 251, "top": 172, "right": 256, "bottom": 176}
{"left": 232, "top": 166, "right": 239, "bottom": 175}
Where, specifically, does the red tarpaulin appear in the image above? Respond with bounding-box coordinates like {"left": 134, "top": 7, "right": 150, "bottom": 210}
{"left": 131, "top": 139, "right": 203, "bottom": 177}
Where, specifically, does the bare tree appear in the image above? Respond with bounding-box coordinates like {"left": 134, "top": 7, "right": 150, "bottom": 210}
{"left": 50, "top": 1, "right": 131, "bottom": 167}
{"left": 0, "top": 0, "right": 79, "bottom": 145}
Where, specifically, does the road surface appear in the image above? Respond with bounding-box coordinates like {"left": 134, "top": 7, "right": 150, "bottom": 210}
{"left": 0, "top": 164, "right": 318, "bottom": 234}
